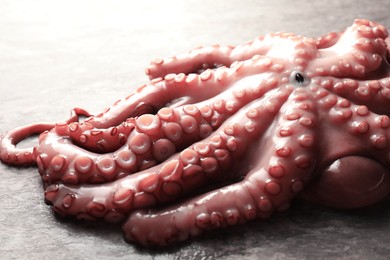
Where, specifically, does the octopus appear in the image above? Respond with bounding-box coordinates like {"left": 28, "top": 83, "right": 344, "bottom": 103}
{"left": 1, "top": 19, "right": 390, "bottom": 247}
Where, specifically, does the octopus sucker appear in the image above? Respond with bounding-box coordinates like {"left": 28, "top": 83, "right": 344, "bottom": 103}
{"left": 3, "top": 19, "right": 390, "bottom": 247}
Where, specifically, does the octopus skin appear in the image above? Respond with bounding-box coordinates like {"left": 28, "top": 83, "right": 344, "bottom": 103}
{"left": 2, "top": 19, "right": 390, "bottom": 246}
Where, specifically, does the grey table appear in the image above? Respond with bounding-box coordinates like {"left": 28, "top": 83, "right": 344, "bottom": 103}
{"left": 1, "top": 0, "right": 390, "bottom": 259}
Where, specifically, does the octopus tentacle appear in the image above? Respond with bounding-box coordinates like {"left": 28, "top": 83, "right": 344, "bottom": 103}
{"left": 145, "top": 32, "right": 299, "bottom": 80}
{"left": 310, "top": 19, "right": 388, "bottom": 79}
{"left": 299, "top": 89, "right": 390, "bottom": 208}
{"left": 146, "top": 45, "right": 235, "bottom": 79}
{"left": 0, "top": 123, "right": 54, "bottom": 166}
{"left": 122, "top": 87, "right": 318, "bottom": 246}
{"left": 323, "top": 94, "right": 390, "bottom": 167}
{"left": 43, "top": 86, "right": 292, "bottom": 222}
{"left": 315, "top": 77, "right": 390, "bottom": 116}
{"left": 315, "top": 31, "right": 342, "bottom": 49}
{"left": 0, "top": 108, "right": 90, "bottom": 166}
{"left": 123, "top": 182, "right": 255, "bottom": 246}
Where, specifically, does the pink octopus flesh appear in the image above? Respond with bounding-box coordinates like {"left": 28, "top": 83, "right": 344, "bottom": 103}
{"left": 2, "top": 19, "right": 390, "bottom": 246}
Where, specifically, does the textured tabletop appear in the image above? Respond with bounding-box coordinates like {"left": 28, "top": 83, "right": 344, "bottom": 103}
{"left": 1, "top": 0, "right": 390, "bottom": 259}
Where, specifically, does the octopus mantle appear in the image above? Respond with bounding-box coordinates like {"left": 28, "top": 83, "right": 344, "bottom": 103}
{"left": 2, "top": 19, "right": 390, "bottom": 246}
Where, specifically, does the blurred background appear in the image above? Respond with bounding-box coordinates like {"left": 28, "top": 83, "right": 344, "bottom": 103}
{"left": 1, "top": 0, "right": 390, "bottom": 259}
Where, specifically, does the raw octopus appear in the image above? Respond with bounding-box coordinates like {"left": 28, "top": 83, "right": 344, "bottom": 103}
{"left": 2, "top": 19, "right": 390, "bottom": 246}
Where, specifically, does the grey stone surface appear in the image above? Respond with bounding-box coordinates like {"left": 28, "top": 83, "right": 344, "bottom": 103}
{"left": 1, "top": 0, "right": 390, "bottom": 259}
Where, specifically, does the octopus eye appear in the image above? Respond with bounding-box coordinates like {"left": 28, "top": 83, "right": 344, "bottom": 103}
{"left": 295, "top": 73, "right": 304, "bottom": 83}
{"left": 290, "top": 71, "right": 310, "bottom": 86}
